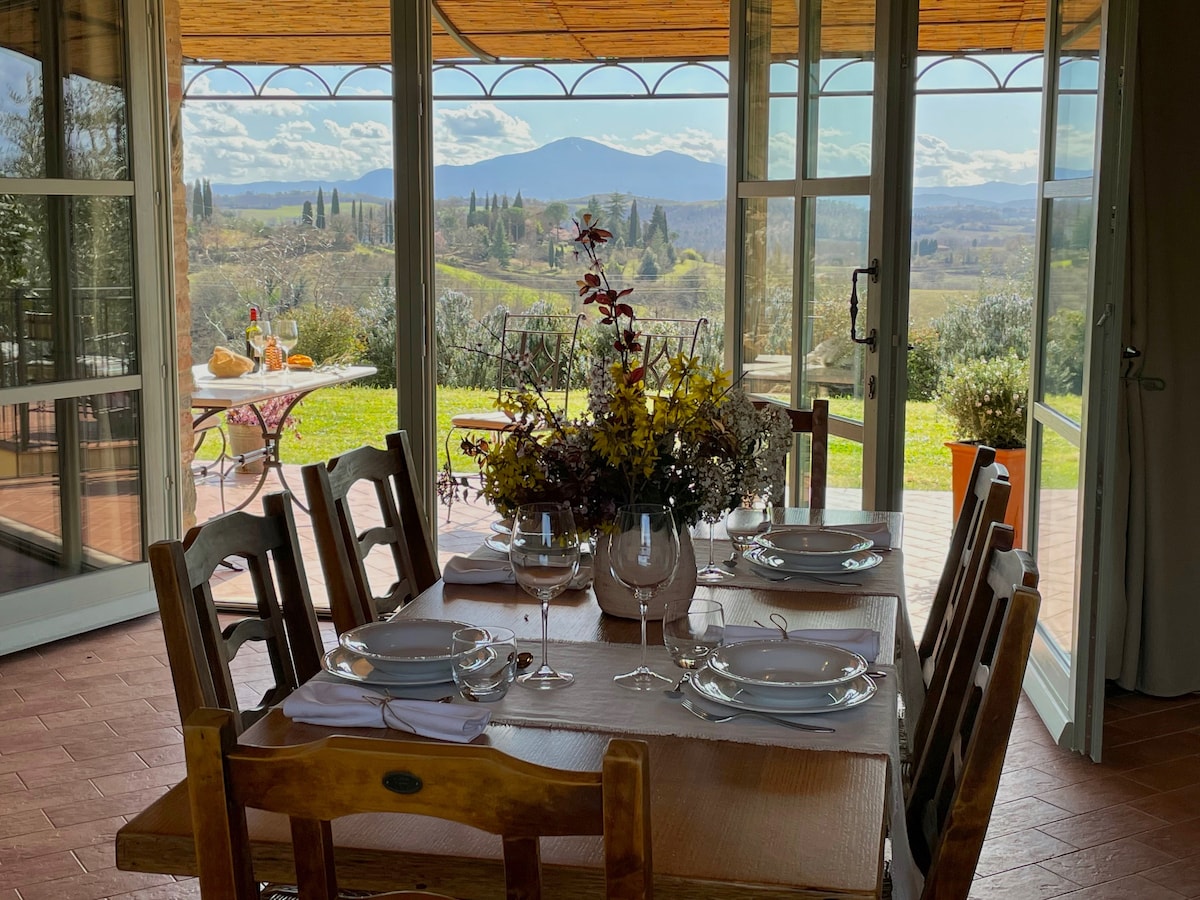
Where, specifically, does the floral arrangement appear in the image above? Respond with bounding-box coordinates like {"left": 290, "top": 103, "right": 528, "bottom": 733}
{"left": 937, "top": 354, "right": 1028, "bottom": 450}
{"left": 225, "top": 394, "right": 302, "bottom": 439}
{"left": 447, "top": 215, "right": 792, "bottom": 532}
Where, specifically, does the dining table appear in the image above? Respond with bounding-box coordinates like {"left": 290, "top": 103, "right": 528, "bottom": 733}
{"left": 116, "top": 509, "right": 912, "bottom": 899}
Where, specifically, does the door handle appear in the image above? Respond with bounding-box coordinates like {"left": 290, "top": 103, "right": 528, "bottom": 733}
{"left": 849, "top": 259, "right": 879, "bottom": 353}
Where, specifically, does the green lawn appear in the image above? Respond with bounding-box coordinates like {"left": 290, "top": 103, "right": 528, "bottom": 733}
{"left": 279, "top": 385, "right": 1081, "bottom": 491}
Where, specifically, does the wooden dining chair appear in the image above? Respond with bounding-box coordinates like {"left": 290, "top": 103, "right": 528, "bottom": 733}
{"left": 894, "top": 523, "right": 1041, "bottom": 900}
{"left": 149, "top": 492, "right": 324, "bottom": 734}
{"left": 634, "top": 315, "right": 708, "bottom": 393}
{"left": 302, "top": 430, "right": 440, "bottom": 635}
{"left": 185, "top": 707, "right": 654, "bottom": 900}
{"left": 751, "top": 397, "right": 829, "bottom": 509}
{"left": 917, "top": 446, "right": 1009, "bottom": 680}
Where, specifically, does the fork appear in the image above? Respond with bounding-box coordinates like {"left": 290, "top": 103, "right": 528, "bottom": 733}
{"left": 680, "top": 698, "right": 835, "bottom": 733}
{"left": 753, "top": 570, "right": 861, "bottom": 587}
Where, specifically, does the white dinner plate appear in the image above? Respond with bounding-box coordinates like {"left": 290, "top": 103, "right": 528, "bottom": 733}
{"left": 707, "top": 639, "right": 868, "bottom": 689}
{"left": 743, "top": 545, "right": 883, "bottom": 576}
{"left": 484, "top": 536, "right": 509, "bottom": 554}
{"left": 321, "top": 647, "right": 455, "bottom": 687}
{"left": 690, "top": 666, "right": 877, "bottom": 714}
{"left": 489, "top": 518, "right": 513, "bottom": 536}
{"left": 339, "top": 618, "right": 473, "bottom": 676}
{"left": 755, "top": 527, "right": 873, "bottom": 556}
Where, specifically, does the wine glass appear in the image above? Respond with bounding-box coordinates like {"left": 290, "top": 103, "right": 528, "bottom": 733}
{"left": 248, "top": 325, "right": 270, "bottom": 386}
{"left": 273, "top": 318, "right": 299, "bottom": 380}
{"left": 510, "top": 502, "right": 580, "bottom": 690}
{"left": 607, "top": 503, "right": 679, "bottom": 691}
{"left": 725, "top": 501, "right": 771, "bottom": 560}
{"left": 663, "top": 597, "right": 724, "bottom": 669}
{"left": 696, "top": 508, "right": 734, "bottom": 582}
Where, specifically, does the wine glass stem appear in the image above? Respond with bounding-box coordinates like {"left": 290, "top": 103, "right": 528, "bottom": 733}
{"left": 637, "top": 590, "right": 650, "bottom": 671}
{"left": 708, "top": 517, "right": 717, "bottom": 566}
{"left": 539, "top": 596, "right": 551, "bottom": 669}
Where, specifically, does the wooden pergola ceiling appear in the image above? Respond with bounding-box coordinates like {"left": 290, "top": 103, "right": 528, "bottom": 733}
{"left": 175, "top": 0, "right": 1060, "bottom": 66}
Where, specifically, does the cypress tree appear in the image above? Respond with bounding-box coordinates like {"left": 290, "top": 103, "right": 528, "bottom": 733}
{"left": 492, "top": 218, "right": 511, "bottom": 265}
{"left": 627, "top": 198, "right": 641, "bottom": 247}
{"left": 512, "top": 190, "right": 525, "bottom": 239}
{"left": 330, "top": 188, "right": 340, "bottom": 217}
{"left": 467, "top": 190, "right": 478, "bottom": 227}
{"left": 301, "top": 200, "right": 313, "bottom": 226}
{"left": 548, "top": 239, "right": 556, "bottom": 269}
{"left": 192, "top": 180, "right": 203, "bottom": 223}
{"left": 315, "top": 187, "right": 326, "bottom": 229}
{"left": 357, "top": 203, "right": 364, "bottom": 241}
{"left": 202, "top": 179, "right": 213, "bottom": 220}
{"left": 368, "top": 206, "right": 375, "bottom": 244}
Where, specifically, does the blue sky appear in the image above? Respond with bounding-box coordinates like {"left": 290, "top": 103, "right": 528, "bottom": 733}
{"left": 168, "top": 57, "right": 1064, "bottom": 188}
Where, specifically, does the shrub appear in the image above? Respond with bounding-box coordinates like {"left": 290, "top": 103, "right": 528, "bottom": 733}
{"left": 289, "top": 303, "right": 366, "bottom": 366}
{"left": 907, "top": 325, "right": 941, "bottom": 401}
{"left": 1044, "top": 308, "right": 1086, "bottom": 395}
{"left": 937, "top": 353, "right": 1029, "bottom": 449}
{"left": 935, "top": 293, "right": 1032, "bottom": 370}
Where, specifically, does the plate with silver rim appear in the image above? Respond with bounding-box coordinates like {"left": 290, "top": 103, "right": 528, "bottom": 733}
{"left": 321, "top": 646, "right": 454, "bottom": 687}
{"left": 754, "top": 527, "right": 873, "bottom": 556}
{"left": 689, "top": 666, "right": 877, "bottom": 714}
{"left": 489, "top": 518, "right": 513, "bottom": 536}
{"left": 484, "top": 535, "right": 509, "bottom": 554}
{"left": 339, "top": 618, "right": 473, "bottom": 676}
{"left": 743, "top": 545, "right": 883, "bottom": 576}
{"left": 707, "top": 639, "right": 868, "bottom": 689}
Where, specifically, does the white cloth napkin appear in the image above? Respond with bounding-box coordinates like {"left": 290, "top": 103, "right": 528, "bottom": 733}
{"left": 722, "top": 625, "right": 881, "bottom": 662}
{"left": 820, "top": 521, "right": 893, "bottom": 550}
{"left": 281, "top": 681, "right": 490, "bottom": 743}
{"left": 442, "top": 555, "right": 515, "bottom": 585}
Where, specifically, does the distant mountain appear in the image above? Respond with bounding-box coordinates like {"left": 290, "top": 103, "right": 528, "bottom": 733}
{"left": 433, "top": 137, "right": 726, "bottom": 203}
{"left": 913, "top": 182, "right": 1036, "bottom": 207}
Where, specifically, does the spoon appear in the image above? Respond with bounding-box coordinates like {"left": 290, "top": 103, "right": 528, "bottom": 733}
{"left": 664, "top": 672, "right": 691, "bottom": 698}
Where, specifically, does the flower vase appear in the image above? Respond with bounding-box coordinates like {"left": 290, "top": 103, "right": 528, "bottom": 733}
{"left": 593, "top": 528, "right": 698, "bottom": 621}
{"left": 227, "top": 422, "right": 266, "bottom": 474}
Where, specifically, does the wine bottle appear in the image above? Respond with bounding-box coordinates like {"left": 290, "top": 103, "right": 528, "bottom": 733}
{"left": 245, "top": 307, "right": 261, "bottom": 373}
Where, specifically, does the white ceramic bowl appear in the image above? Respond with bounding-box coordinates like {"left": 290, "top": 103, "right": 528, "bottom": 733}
{"left": 706, "top": 639, "right": 868, "bottom": 689}
{"left": 755, "top": 527, "right": 873, "bottom": 556}
{"left": 338, "top": 618, "right": 472, "bottom": 676}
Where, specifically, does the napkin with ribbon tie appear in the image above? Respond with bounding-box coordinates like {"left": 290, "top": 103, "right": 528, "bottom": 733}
{"left": 281, "top": 681, "right": 490, "bottom": 743}
{"left": 721, "top": 625, "right": 881, "bottom": 663}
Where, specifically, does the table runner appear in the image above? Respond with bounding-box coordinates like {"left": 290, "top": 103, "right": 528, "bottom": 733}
{"left": 317, "top": 641, "right": 897, "bottom": 758}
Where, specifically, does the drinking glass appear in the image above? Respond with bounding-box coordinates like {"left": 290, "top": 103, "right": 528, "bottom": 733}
{"left": 725, "top": 503, "right": 771, "bottom": 557}
{"left": 696, "top": 510, "right": 733, "bottom": 582}
{"left": 510, "top": 503, "right": 580, "bottom": 690}
{"left": 663, "top": 598, "right": 724, "bottom": 669}
{"left": 249, "top": 325, "right": 271, "bottom": 386}
{"left": 273, "top": 318, "right": 299, "bottom": 380}
{"left": 607, "top": 503, "right": 679, "bottom": 690}
{"left": 451, "top": 626, "right": 518, "bottom": 702}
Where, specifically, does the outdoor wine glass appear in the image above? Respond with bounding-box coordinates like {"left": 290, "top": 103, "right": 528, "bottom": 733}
{"left": 510, "top": 502, "right": 580, "bottom": 690}
{"left": 248, "top": 324, "right": 271, "bottom": 386}
{"left": 725, "top": 501, "right": 771, "bottom": 559}
{"left": 607, "top": 503, "right": 679, "bottom": 690}
{"left": 273, "top": 318, "right": 299, "bottom": 381}
{"left": 696, "top": 508, "right": 733, "bottom": 582}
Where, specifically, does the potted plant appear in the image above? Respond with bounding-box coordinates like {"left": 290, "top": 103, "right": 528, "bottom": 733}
{"left": 937, "top": 353, "right": 1028, "bottom": 546}
{"left": 224, "top": 394, "right": 302, "bottom": 474}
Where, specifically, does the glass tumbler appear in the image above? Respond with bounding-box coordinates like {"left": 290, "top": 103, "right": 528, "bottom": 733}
{"left": 451, "top": 626, "right": 518, "bottom": 702}
{"left": 663, "top": 598, "right": 725, "bottom": 669}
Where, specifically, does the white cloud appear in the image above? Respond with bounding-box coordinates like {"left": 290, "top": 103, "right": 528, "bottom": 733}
{"left": 618, "top": 127, "right": 727, "bottom": 164}
{"left": 913, "top": 133, "right": 1039, "bottom": 186}
{"left": 432, "top": 103, "right": 537, "bottom": 165}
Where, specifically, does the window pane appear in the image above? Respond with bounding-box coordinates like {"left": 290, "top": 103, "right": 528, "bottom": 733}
{"left": 739, "top": 196, "right": 795, "bottom": 396}
{"left": 0, "top": 0, "right": 129, "bottom": 180}
{"left": 0, "top": 391, "right": 141, "bottom": 594}
{"left": 0, "top": 194, "right": 135, "bottom": 387}
{"left": 1053, "top": 0, "right": 1101, "bottom": 179}
{"left": 804, "top": 0, "right": 874, "bottom": 179}
{"left": 1034, "top": 423, "right": 1080, "bottom": 658}
{"left": 1039, "top": 196, "right": 1091, "bottom": 414}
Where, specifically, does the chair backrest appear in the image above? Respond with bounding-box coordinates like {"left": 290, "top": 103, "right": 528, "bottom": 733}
{"left": 751, "top": 397, "right": 829, "bottom": 509}
{"left": 919, "top": 446, "right": 1009, "bottom": 668}
{"left": 302, "top": 431, "right": 440, "bottom": 635}
{"left": 904, "top": 523, "right": 1040, "bottom": 899}
{"left": 149, "top": 492, "right": 324, "bottom": 734}
{"left": 497, "top": 312, "right": 585, "bottom": 397}
{"left": 185, "top": 707, "right": 654, "bottom": 900}
{"left": 635, "top": 316, "right": 707, "bottom": 392}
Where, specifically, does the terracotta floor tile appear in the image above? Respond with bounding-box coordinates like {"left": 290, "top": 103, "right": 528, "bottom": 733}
{"left": 18, "top": 752, "right": 149, "bottom": 790}
{"left": 0, "top": 781, "right": 102, "bottom": 817}
{"left": 136, "top": 741, "right": 185, "bottom": 768}
{"left": 1101, "top": 732, "right": 1200, "bottom": 771}
{"left": 0, "top": 693, "right": 92, "bottom": 722}
{"left": 1123, "top": 755, "right": 1200, "bottom": 793}
{"left": 1036, "top": 804, "right": 1169, "bottom": 850}
{"left": 1129, "top": 783, "right": 1200, "bottom": 824}
{"left": 1039, "top": 836, "right": 1177, "bottom": 887}
{"left": 1040, "top": 774, "right": 1156, "bottom": 814}
{"left": 53, "top": 657, "right": 170, "bottom": 682}
{"left": 74, "top": 840, "right": 117, "bottom": 872}
{"left": 108, "top": 879, "right": 200, "bottom": 899}
{"left": 1003, "top": 739, "right": 1072, "bottom": 772}
{"left": 0, "top": 849, "right": 84, "bottom": 890}
{"left": 105, "top": 709, "right": 185, "bottom": 736}
{"left": 0, "top": 816, "right": 125, "bottom": 863}
{"left": 973, "top": 827, "right": 1078, "bottom": 878}
{"left": 44, "top": 785, "right": 174, "bottom": 829}
{"left": 0, "top": 721, "right": 115, "bottom": 756}
{"left": 16, "top": 866, "right": 177, "bottom": 900}
{"left": 1142, "top": 855, "right": 1200, "bottom": 898}
{"left": 987, "top": 796, "right": 1077, "bottom": 838}
{"left": 91, "top": 762, "right": 186, "bottom": 797}
{"left": 63, "top": 726, "right": 182, "bottom": 761}
{"left": 0, "top": 745, "right": 72, "bottom": 777}
{"left": 1034, "top": 754, "right": 1112, "bottom": 787}
{"left": 38, "top": 699, "right": 157, "bottom": 730}
{"left": 0, "top": 808, "right": 53, "bottom": 841}
{"left": 967, "top": 863, "right": 1080, "bottom": 899}
{"left": 1131, "top": 817, "right": 1200, "bottom": 860}
{"left": 1056, "top": 874, "right": 1188, "bottom": 899}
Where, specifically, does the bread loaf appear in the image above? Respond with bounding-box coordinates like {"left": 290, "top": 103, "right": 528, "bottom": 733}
{"left": 207, "top": 345, "right": 255, "bottom": 378}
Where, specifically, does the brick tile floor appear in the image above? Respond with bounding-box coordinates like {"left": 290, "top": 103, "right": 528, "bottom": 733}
{"left": 0, "top": 473, "right": 1195, "bottom": 897}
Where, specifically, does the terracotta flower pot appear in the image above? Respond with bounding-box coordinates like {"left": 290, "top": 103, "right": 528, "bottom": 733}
{"left": 593, "top": 528, "right": 698, "bottom": 620}
{"left": 946, "top": 441, "right": 1027, "bottom": 548}
{"left": 227, "top": 422, "right": 266, "bottom": 475}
